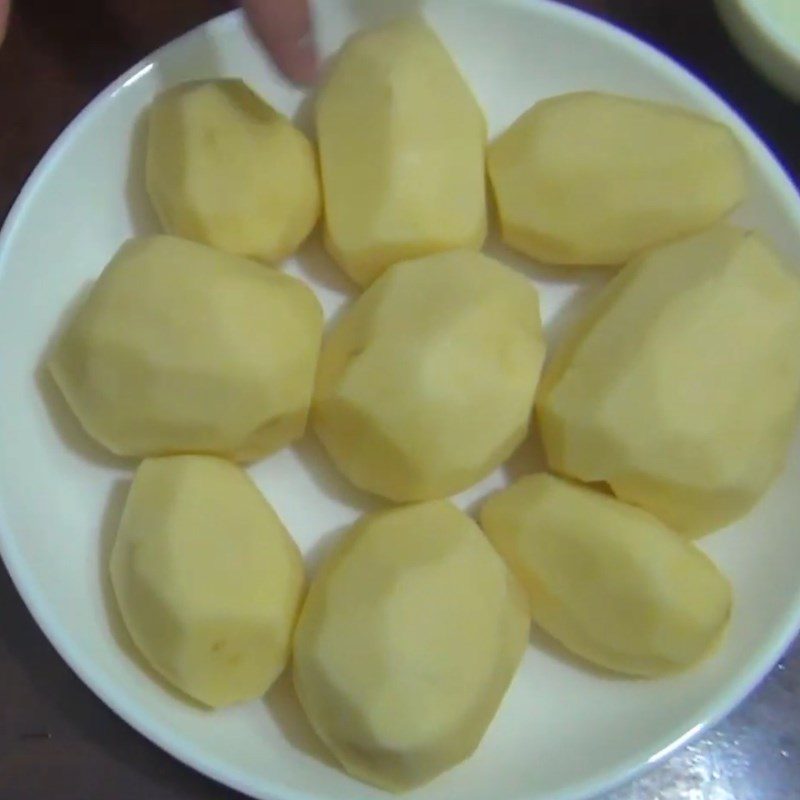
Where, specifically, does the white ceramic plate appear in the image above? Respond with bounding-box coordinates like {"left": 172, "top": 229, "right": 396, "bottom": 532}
{"left": 1, "top": 2, "right": 800, "bottom": 799}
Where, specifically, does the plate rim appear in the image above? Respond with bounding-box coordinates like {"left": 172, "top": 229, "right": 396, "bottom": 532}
{"left": 1, "top": 3, "right": 799, "bottom": 799}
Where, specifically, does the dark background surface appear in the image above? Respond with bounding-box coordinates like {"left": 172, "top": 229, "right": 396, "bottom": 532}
{"left": 0, "top": 1, "right": 799, "bottom": 799}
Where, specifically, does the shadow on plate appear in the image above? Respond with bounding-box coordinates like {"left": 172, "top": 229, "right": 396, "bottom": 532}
{"left": 294, "top": 230, "right": 359, "bottom": 299}
{"left": 263, "top": 523, "right": 350, "bottom": 771}
{"left": 303, "top": 522, "right": 353, "bottom": 577}
{"left": 482, "top": 168, "right": 617, "bottom": 290}
{"left": 292, "top": 434, "right": 385, "bottom": 516}
{"left": 292, "top": 78, "right": 318, "bottom": 139}
{"left": 502, "top": 427, "right": 549, "bottom": 486}
{"left": 292, "top": 86, "right": 360, "bottom": 299}
{"left": 482, "top": 206, "right": 618, "bottom": 290}
{"left": 126, "top": 109, "right": 161, "bottom": 237}
{"left": 529, "top": 624, "right": 631, "bottom": 683}
{"left": 264, "top": 523, "right": 361, "bottom": 771}
{"left": 540, "top": 270, "right": 611, "bottom": 353}
{"left": 264, "top": 670, "right": 339, "bottom": 770}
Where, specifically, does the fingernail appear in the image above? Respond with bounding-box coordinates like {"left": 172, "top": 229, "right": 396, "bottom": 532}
{"left": 278, "top": 32, "right": 318, "bottom": 86}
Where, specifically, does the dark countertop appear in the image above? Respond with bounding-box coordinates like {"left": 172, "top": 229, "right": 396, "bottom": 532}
{"left": 0, "top": 2, "right": 798, "bottom": 798}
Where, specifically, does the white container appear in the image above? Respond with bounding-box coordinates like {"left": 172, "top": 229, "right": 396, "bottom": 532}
{"left": 716, "top": 0, "right": 800, "bottom": 101}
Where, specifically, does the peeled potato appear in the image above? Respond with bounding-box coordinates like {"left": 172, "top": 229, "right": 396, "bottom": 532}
{"left": 110, "top": 455, "right": 305, "bottom": 707}
{"left": 48, "top": 235, "right": 323, "bottom": 460}
{"left": 313, "top": 250, "right": 545, "bottom": 501}
{"left": 317, "top": 18, "right": 487, "bottom": 286}
{"left": 293, "top": 501, "right": 529, "bottom": 792}
{"left": 147, "top": 79, "right": 320, "bottom": 263}
{"left": 537, "top": 225, "right": 800, "bottom": 534}
{"left": 488, "top": 91, "right": 746, "bottom": 266}
{"left": 481, "top": 474, "right": 732, "bottom": 677}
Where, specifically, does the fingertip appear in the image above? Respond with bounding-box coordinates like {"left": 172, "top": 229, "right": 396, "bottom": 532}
{"left": 272, "top": 33, "right": 319, "bottom": 85}
{"left": 243, "top": 0, "right": 319, "bottom": 85}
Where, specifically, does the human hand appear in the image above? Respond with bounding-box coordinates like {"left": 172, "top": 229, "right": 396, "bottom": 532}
{"left": 0, "top": 0, "right": 317, "bottom": 85}
{"left": 242, "top": 0, "right": 317, "bottom": 84}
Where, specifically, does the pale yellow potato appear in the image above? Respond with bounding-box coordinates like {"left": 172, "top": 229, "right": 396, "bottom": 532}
{"left": 481, "top": 474, "right": 732, "bottom": 677}
{"left": 317, "top": 18, "right": 487, "bottom": 287}
{"left": 147, "top": 79, "right": 319, "bottom": 263}
{"left": 537, "top": 226, "right": 800, "bottom": 534}
{"left": 488, "top": 92, "right": 746, "bottom": 266}
{"left": 49, "top": 235, "right": 323, "bottom": 460}
{"left": 293, "top": 501, "right": 529, "bottom": 792}
{"left": 313, "top": 250, "right": 545, "bottom": 501}
{"left": 111, "top": 455, "right": 305, "bottom": 707}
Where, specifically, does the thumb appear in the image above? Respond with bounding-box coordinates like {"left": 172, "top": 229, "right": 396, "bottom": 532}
{"left": 242, "top": 0, "right": 318, "bottom": 85}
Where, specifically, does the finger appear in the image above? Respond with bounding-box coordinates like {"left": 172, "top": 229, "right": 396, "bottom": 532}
{"left": 0, "top": 0, "right": 10, "bottom": 46}
{"left": 242, "top": 0, "right": 318, "bottom": 85}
